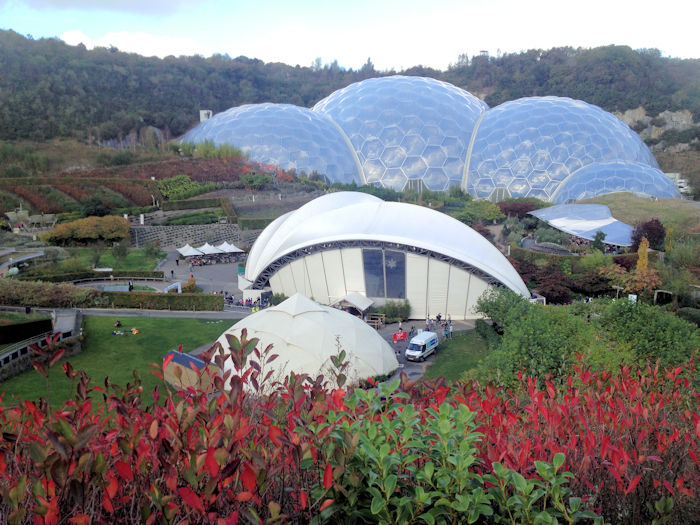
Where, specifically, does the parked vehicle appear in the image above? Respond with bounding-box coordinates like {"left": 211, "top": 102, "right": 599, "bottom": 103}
{"left": 405, "top": 331, "right": 439, "bottom": 362}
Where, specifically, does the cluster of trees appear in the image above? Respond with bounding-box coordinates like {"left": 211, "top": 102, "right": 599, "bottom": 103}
{"left": 474, "top": 288, "right": 698, "bottom": 387}
{"left": 1, "top": 29, "right": 698, "bottom": 143}
{"left": 39, "top": 216, "right": 129, "bottom": 246}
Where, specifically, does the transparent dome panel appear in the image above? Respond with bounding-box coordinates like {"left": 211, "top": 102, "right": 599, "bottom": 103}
{"left": 182, "top": 103, "right": 361, "bottom": 184}
{"left": 314, "top": 76, "right": 487, "bottom": 191}
{"left": 466, "top": 97, "right": 660, "bottom": 201}
{"left": 552, "top": 162, "right": 680, "bottom": 203}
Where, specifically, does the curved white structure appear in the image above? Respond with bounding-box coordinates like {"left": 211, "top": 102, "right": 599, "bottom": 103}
{"left": 215, "top": 294, "right": 399, "bottom": 391}
{"left": 244, "top": 192, "right": 529, "bottom": 320}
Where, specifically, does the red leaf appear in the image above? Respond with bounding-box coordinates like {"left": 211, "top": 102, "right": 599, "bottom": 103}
{"left": 320, "top": 498, "right": 333, "bottom": 511}
{"left": 106, "top": 476, "right": 118, "bottom": 499}
{"left": 114, "top": 460, "right": 133, "bottom": 482}
{"left": 205, "top": 447, "right": 218, "bottom": 477}
{"left": 49, "top": 349, "right": 65, "bottom": 367}
{"left": 163, "top": 352, "right": 175, "bottom": 370}
{"left": 269, "top": 426, "right": 283, "bottom": 446}
{"left": 323, "top": 462, "right": 332, "bottom": 490}
{"left": 241, "top": 464, "right": 256, "bottom": 492}
{"left": 102, "top": 493, "right": 114, "bottom": 514}
{"left": 179, "top": 486, "right": 205, "bottom": 513}
{"left": 235, "top": 491, "right": 253, "bottom": 502}
{"left": 625, "top": 474, "right": 642, "bottom": 495}
{"left": 149, "top": 419, "right": 159, "bottom": 440}
{"left": 68, "top": 515, "right": 90, "bottom": 525}
{"left": 299, "top": 490, "right": 308, "bottom": 509}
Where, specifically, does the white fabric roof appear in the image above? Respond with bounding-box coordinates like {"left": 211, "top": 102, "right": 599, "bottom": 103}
{"left": 216, "top": 241, "right": 244, "bottom": 253}
{"left": 529, "top": 204, "right": 633, "bottom": 247}
{"left": 177, "top": 244, "right": 203, "bottom": 256}
{"left": 214, "top": 293, "right": 399, "bottom": 392}
{"left": 245, "top": 191, "right": 529, "bottom": 297}
{"left": 198, "top": 243, "right": 225, "bottom": 255}
{"left": 336, "top": 292, "right": 374, "bottom": 312}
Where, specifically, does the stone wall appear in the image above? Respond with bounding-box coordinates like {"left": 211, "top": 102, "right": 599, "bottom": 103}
{"left": 130, "top": 224, "right": 262, "bottom": 249}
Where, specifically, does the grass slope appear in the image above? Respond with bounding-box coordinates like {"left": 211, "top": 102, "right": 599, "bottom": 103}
{"left": 0, "top": 316, "right": 235, "bottom": 408}
{"left": 580, "top": 192, "right": 700, "bottom": 233}
{"left": 423, "top": 331, "right": 489, "bottom": 382}
{"left": 66, "top": 247, "right": 165, "bottom": 271}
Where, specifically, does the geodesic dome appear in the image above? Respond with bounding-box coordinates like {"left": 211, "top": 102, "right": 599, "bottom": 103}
{"left": 464, "top": 97, "right": 663, "bottom": 201}
{"left": 213, "top": 293, "right": 398, "bottom": 392}
{"left": 181, "top": 78, "right": 679, "bottom": 202}
{"left": 551, "top": 161, "right": 681, "bottom": 203}
{"left": 181, "top": 103, "right": 361, "bottom": 184}
{"left": 313, "top": 76, "right": 488, "bottom": 191}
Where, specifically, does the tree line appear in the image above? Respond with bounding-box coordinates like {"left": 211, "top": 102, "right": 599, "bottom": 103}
{"left": 1, "top": 29, "right": 698, "bottom": 143}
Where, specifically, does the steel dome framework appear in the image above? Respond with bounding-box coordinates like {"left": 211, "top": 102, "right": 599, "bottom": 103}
{"left": 182, "top": 77, "right": 679, "bottom": 203}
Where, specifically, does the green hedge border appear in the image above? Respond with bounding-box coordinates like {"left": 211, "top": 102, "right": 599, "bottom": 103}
{"left": 103, "top": 291, "right": 223, "bottom": 311}
{"left": 18, "top": 270, "right": 165, "bottom": 282}
{"left": 509, "top": 242, "right": 641, "bottom": 275}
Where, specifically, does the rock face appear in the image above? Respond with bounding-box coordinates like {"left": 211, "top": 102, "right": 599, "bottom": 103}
{"left": 615, "top": 107, "right": 696, "bottom": 146}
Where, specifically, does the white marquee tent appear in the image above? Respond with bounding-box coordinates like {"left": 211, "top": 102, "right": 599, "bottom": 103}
{"left": 216, "top": 241, "right": 244, "bottom": 253}
{"left": 177, "top": 244, "right": 203, "bottom": 257}
{"left": 197, "top": 243, "right": 225, "bottom": 255}
{"left": 213, "top": 293, "right": 398, "bottom": 392}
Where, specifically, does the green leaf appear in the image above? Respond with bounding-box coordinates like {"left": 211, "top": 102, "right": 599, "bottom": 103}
{"left": 569, "top": 496, "right": 581, "bottom": 512}
{"left": 370, "top": 495, "right": 384, "bottom": 515}
{"left": 384, "top": 474, "right": 397, "bottom": 495}
{"left": 552, "top": 452, "right": 565, "bottom": 472}
{"left": 418, "top": 512, "right": 436, "bottom": 525}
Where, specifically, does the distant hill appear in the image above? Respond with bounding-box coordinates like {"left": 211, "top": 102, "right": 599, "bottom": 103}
{"left": 0, "top": 29, "right": 698, "bottom": 147}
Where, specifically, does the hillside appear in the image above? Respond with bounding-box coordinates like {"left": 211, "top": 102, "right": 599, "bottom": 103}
{"left": 1, "top": 29, "right": 699, "bottom": 145}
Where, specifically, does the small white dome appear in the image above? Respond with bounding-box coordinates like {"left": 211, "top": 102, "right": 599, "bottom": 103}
{"left": 214, "top": 294, "right": 399, "bottom": 392}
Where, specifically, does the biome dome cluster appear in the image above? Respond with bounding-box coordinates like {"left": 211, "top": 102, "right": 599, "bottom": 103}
{"left": 182, "top": 76, "right": 680, "bottom": 202}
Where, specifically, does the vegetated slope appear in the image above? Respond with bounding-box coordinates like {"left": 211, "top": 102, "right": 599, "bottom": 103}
{"left": 580, "top": 193, "right": 700, "bottom": 233}
{"left": 1, "top": 29, "right": 698, "bottom": 143}
{"left": 656, "top": 150, "right": 700, "bottom": 195}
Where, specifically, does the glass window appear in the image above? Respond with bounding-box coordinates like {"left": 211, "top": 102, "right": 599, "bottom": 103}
{"left": 384, "top": 250, "right": 406, "bottom": 298}
{"left": 363, "top": 249, "right": 385, "bottom": 297}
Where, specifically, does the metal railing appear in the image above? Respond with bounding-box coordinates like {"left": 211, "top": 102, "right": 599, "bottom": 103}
{"left": 0, "top": 330, "right": 52, "bottom": 363}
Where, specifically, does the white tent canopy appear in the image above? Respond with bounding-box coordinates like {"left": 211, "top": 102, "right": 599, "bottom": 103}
{"left": 213, "top": 294, "right": 398, "bottom": 393}
{"left": 177, "top": 244, "right": 203, "bottom": 257}
{"left": 216, "top": 241, "right": 244, "bottom": 253}
{"left": 332, "top": 292, "right": 374, "bottom": 312}
{"left": 197, "top": 243, "right": 225, "bottom": 255}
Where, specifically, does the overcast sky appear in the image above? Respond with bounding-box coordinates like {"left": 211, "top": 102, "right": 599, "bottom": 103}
{"left": 1, "top": 0, "right": 698, "bottom": 71}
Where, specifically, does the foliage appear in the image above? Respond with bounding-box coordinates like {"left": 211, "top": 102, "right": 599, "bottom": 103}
{"left": 17, "top": 270, "right": 164, "bottom": 282}
{"left": 161, "top": 198, "right": 223, "bottom": 211}
{"left": 535, "top": 262, "right": 574, "bottom": 304}
{"left": 160, "top": 210, "right": 223, "bottom": 226}
{"left": 110, "top": 241, "right": 128, "bottom": 267}
{"left": 157, "top": 174, "right": 214, "bottom": 201}
{"left": 676, "top": 307, "right": 700, "bottom": 327}
{"left": 497, "top": 197, "right": 549, "bottom": 219}
{"left": 0, "top": 329, "right": 694, "bottom": 523}
{"left": 599, "top": 299, "right": 699, "bottom": 366}
{"left": 0, "top": 278, "right": 100, "bottom": 308}
{"left": 631, "top": 218, "right": 665, "bottom": 251}
{"left": 636, "top": 237, "right": 649, "bottom": 272}
{"left": 268, "top": 293, "right": 287, "bottom": 306}
{"left": 456, "top": 200, "right": 505, "bottom": 226}
{"left": 591, "top": 230, "right": 606, "bottom": 252}
{"left": 103, "top": 290, "right": 223, "bottom": 311}
{"left": 40, "top": 216, "right": 129, "bottom": 246}
{"left": 533, "top": 225, "right": 571, "bottom": 245}
{"left": 368, "top": 299, "right": 411, "bottom": 322}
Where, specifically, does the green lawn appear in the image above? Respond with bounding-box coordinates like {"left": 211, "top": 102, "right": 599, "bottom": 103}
{"left": 0, "top": 316, "right": 236, "bottom": 408}
{"left": 66, "top": 247, "right": 165, "bottom": 271}
{"left": 423, "top": 330, "right": 489, "bottom": 382}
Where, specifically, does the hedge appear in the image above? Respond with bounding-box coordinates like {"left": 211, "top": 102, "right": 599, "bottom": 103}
{"left": 677, "top": 307, "right": 700, "bottom": 327}
{"left": 237, "top": 217, "right": 274, "bottom": 230}
{"left": 162, "top": 198, "right": 222, "bottom": 211}
{"left": 0, "top": 279, "right": 101, "bottom": 308}
{"left": 102, "top": 291, "right": 223, "bottom": 311}
{"left": 510, "top": 243, "right": 642, "bottom": 275}
{"left": 17, "top": 270, "right": 165, "bottom": 282}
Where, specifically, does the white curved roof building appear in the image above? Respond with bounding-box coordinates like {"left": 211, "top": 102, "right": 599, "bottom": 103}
{"left": 214, "top": 293, "right": 399, "bottom": 391}
{"left": 241, "top": 192, "right": 529, "bottom": 320}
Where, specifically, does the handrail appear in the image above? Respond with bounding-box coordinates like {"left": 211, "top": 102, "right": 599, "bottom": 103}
{"left": 0, "top": 330, "right": 52, "bottom": 361}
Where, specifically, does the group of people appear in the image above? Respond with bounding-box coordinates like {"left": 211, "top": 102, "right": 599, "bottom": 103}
{"left": 425, "top": 313, "right": 454, "bottom": 339}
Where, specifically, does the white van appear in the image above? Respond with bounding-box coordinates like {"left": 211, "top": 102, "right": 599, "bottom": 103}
{"left": 405, "top": 331, "right": 439, "bottom": 362}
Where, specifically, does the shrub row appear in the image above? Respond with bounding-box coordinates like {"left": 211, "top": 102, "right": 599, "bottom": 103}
{"left": 237, "top": 217, "right": 274, "bottom": 230}
{"left": 162, "top": 198, "right": 222, "bottom": 211}
{"left": 510, "top": 242, "right": 640, "bottom": 275}
{"left": 18, "top": 270, "right": 165, "bottom": 282}
{"left": 0, "top": 337, "right": 694, "bottom": 524}
{"left": 103, "top": 291, "right": 223, "bottom": 311}
{"left": 0, "top": 279, "right": 100, "bottom": 308}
